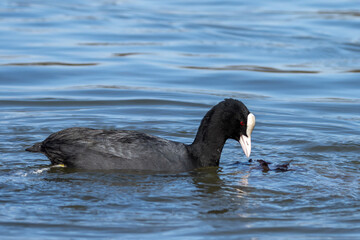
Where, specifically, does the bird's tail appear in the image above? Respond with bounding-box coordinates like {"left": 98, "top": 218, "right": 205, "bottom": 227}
{"left": 25, "top": 142, "right": 43, "bottom": 153}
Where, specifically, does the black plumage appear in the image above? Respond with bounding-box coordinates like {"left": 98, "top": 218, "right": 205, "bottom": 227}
{"left": 26, "top": 98, "right": 254, "bottom": 171}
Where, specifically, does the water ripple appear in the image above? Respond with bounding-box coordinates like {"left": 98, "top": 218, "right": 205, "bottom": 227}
{"left": 2, "top": 62, "right": 98, "bottom": 67}
{"left": 1, "top": 0, "right": 360, "bottom": 239}
{"left": 182, "top": 65, "right": 320, "bottom": 73}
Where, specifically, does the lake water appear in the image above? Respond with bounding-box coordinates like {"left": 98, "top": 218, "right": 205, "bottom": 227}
{"left": 0, "top": 0, "right": 359, "bottom": 239}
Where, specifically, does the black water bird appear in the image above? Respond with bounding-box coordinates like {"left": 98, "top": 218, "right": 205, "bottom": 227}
{"left": 26, "top": 99, "right": 256, "bottom": 171}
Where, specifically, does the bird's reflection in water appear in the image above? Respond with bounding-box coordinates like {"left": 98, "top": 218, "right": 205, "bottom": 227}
{"left": 191, "top": 167, "right": 223, "bottom": 194}
{"left": 191, "top": 167, "right": 252, "bottom": 215}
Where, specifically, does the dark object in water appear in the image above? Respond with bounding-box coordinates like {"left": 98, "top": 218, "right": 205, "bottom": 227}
{"left": 255, "top": 159, "right": 292, "bottom": 172}
{"left": 26, "top": 99, "right": 256, "bottom": 171}
{"left": 257, "top": 159, "right": 270, "bottom": 172}
{"left": 274, "top": 160, "right": 293, "bottom": 172}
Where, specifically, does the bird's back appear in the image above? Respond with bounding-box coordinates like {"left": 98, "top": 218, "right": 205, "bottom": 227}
{"left": 40, "top": 127, "right": 195, "bottom": 171}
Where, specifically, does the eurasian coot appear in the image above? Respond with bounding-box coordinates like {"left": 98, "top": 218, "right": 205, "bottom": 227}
{"left": 26, "top": 98, "right": 255, "bottom": 171}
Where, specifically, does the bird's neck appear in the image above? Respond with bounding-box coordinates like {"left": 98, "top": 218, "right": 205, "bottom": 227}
{"left": 187, "top": 116, "right": 228, "bottom": 168}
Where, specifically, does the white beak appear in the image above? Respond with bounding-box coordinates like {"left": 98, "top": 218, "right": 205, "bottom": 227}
{"left": 239, "top": 113, "right": 255, "bottom": 158}
{"left": 240, "top": 135, "right": 251, "bottom": 158}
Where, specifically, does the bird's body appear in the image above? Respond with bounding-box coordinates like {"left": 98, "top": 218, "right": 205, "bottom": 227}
{"left": 30, "top": 127, "right": 195, "bottom": 171}
{"left": 26, "top": 99, "right": 255, "bottom": 172}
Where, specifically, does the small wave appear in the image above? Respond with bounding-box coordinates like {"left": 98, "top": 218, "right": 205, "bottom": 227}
{"left": 78, "top": 42, "right": 161, "bottom": 46}
{"left": 181, "top": 65, "right": 320, "bottom": 74}
{"left": 2, "top": 62, "right": 98, "bottom": 67}
{"left": 303, "top": 97, "right": 360, "bottom": 103}
{"left": 32, "top": 164, "right": 66, "bottom": 175}
{"left": 113, "top": 52, "right": 149, "bottom": 57}
{"left": 33, "top": 167, "right": 51, "bottom": 174}
{"left": 305, "top": 142, "right": 360, "bottom": 153}
{"left": 317, "top": 10, "right": 360, "bottom": 18}
{"left": 71, "top": 84, "right": 270, "bottom": 100}
{"left": 0, "top": 98, "right": 208, "bottom": 108}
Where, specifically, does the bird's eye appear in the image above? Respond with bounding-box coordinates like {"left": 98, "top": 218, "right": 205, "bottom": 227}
{"left": 240, "top": 121, "right": 245, "bottom": 126}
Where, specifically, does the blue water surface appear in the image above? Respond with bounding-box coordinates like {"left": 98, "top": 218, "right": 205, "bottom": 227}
{"left": 0, "top": 0, "right": 359, "bottom": 239}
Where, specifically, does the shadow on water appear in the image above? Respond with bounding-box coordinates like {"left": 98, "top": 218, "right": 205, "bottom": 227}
{"left": 191, "top": 167, "right": 224, "bottom": 194}
{"left": 39, "top": 165, "right": 251, "bottom": 216}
